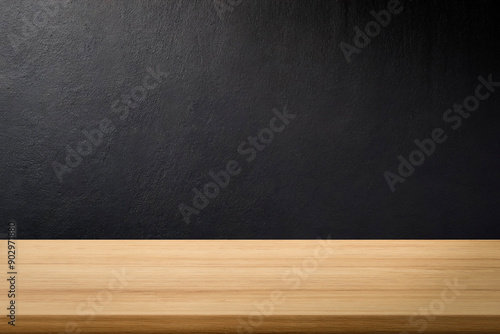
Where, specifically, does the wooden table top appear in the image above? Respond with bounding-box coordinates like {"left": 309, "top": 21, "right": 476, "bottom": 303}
{"left": 2, "top": 240, "right": 499, "bottom": 333}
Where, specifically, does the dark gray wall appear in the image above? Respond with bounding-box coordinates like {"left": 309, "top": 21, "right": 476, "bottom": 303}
{"left": 1, "top": 0, "right": 499, "bottom": 239}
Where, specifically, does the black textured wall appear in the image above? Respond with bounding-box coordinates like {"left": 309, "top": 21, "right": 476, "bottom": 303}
{"left": 1, "top": 0, "right": 499, "bottom": 239}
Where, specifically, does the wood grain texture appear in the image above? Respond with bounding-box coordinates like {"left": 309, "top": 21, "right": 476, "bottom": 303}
{"left": 1, "top": 240, "right": 499, "bottom": 333}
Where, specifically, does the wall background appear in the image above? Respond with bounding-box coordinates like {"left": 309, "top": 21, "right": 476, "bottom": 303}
{"left": 1, "top": 0, "right": 499, "bottom": 239}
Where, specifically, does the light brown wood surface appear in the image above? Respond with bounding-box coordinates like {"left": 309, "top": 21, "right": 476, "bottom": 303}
{"left": 1, "top": 240, "right": 499, "bottom": 333}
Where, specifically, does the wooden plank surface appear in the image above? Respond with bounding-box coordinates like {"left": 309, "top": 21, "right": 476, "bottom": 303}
{"left": 1, "top": 240, "right": 499, "bottom": 333}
